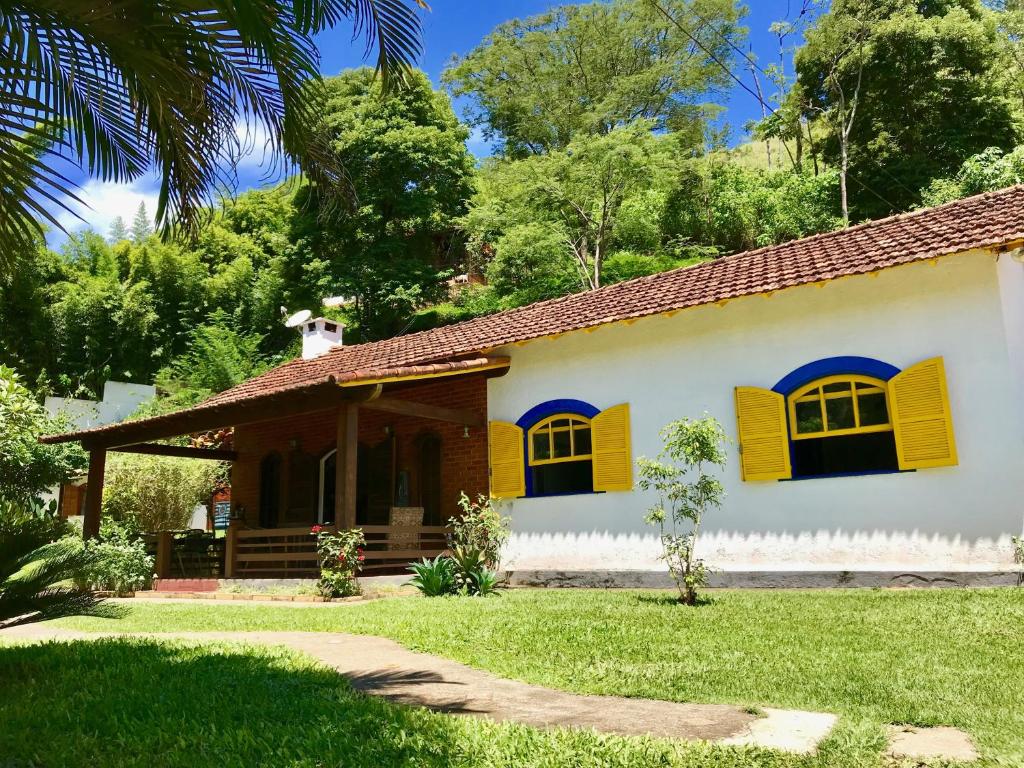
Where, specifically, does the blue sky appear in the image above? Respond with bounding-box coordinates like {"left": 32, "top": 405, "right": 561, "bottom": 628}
{"left": 51, "top": 1, "right": 811, "bottom": 245}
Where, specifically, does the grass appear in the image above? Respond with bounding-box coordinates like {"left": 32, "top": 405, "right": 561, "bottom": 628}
{"left": 13, "top": 588, "right": 1024, "bottom": 766}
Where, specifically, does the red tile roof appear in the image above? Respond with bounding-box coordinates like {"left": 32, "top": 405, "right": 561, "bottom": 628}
{"left": 45, "top": 185, "right": 1024, "bottom": 444}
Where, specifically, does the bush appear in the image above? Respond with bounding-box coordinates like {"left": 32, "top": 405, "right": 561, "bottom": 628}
{"left": 103, "top": 453, "right": 223, "bottom": 532}
{"left": 81, "top": 518, "right": 153, "bottom": 595}
{"left": 450, "top": 493, "right": 510, "bottom": 569}
{"left": 0, "top": 366, "right": 86, "bottom": 505}
{"left": 312, "top": 526, "right": 364, "bottom": 598}
{"left": 405, "top": 555, "right": 455, "bottom": 597}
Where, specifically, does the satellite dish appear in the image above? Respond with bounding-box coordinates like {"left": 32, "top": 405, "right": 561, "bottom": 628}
{"left": 284, "top": 309, "right": 312, "bottom": 328}
{"left": 322, "top": 295, "right": 351, "bottom": 308}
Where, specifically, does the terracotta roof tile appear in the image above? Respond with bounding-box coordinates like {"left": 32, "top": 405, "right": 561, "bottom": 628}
{"left": 45, "top": 185, "right": 1024, "bottom": 443}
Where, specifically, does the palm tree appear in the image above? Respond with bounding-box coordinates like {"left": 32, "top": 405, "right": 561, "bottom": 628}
{"left": 0, "top": 501, "right": 98, "bottom": 624}
{"left": 0, "top": 0, "right": 426, "bottom": 264}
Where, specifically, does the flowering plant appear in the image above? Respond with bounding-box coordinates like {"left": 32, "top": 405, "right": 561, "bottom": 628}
{"left": 450, "top": 493, "right": 510, "bottom": 569}
{"left": 311, "top": 526, "right": 365, "bottom": 598}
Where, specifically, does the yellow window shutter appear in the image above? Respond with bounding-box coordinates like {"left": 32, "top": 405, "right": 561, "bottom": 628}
{"left": 735, "top": 387, "right": 791, "bottom": 481}
{"left": 591, "top": 403, "right": 633, "bottom": 492}
{"left": 888, "top": 357, "right": 958, "bottom": 470}
{"left": 488, "top": 421, "right": 525, "bottom": 498}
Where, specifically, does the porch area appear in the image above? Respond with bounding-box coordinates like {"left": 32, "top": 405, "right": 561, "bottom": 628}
{"left": 46, "top": 356, "right": 507, "bottom": 580}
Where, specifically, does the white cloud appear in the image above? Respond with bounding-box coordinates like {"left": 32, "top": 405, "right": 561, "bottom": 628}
{"left": 233, "top": 118, "right": 276, "bottom": 171}
{"left": 53, "top": 177, "right": 160, "bottom": 242}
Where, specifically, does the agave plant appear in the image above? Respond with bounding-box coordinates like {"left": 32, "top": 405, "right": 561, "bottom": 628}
{"left": 405, "top": 555, "right": 455, "bottom": 597}
{"left": 0, "top": 0, "right": 426, "bottom": 263}
{"left": 0, "top": 500, "right": 98, "bottom": 624}
{"left": 450, "top": 547, "right": 501, "bottom": 597}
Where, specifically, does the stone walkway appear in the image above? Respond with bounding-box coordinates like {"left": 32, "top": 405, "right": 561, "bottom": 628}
{"left": 0, "top": 624, "right": 837, "bottom": 753}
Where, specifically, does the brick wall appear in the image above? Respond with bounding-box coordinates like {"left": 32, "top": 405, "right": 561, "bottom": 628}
{"left": 231, "top": 373, "right": 489, "bottom": 528}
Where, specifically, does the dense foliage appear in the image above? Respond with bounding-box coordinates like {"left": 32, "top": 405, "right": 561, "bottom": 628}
{"left": 0, "top": 366, "right": 85, "bottom": 504}
{"left": 3, "top": 0, "right": 1024, "bottom": 403}
{"left": 102, "top": 454, "right": 225, "bottom": 532}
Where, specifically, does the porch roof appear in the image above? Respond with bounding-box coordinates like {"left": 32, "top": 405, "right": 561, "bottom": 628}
{"left": 41, "top": 356, "right": 507, "bottom": 448}
{"left": 43, "top": 185, "right": 1024, "bottom": 448}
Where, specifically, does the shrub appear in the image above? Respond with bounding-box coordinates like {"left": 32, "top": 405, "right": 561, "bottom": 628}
{"left": 405, "top": 555, "right": 455, "bottom": 597}
{"left": 0, "top": 366, "right": 86, "bottom": 505}
{"left": 450, "top": 493, "right": 510, "bottom": 569}
{"left": 103, "top": 453, "right": 223, "bottom": 532}
{"left": 638, "top": 416, "right": 727, "bottom": 605}
{"left": 81, "top": 518, "right": 153, "bottom": 595}
{"left": 312, "top": 526, "right": 364, "bottom": 598}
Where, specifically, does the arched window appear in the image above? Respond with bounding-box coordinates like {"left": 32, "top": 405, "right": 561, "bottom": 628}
{"left": 527, "top": 414, "right": 593, "bottom": 495}
{"left": 786, "top": 375, "right": 899, "bottom": 477}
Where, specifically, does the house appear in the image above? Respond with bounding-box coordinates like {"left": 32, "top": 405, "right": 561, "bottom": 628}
{"left": 43, "top": 380, "right": 156, "bottom": 519}
{"left": 42, "top": 187, "right": 1024, "bottom": 586}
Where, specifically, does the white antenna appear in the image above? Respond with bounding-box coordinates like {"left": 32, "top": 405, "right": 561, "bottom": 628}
{"left": 322, "top": 295, "right": 353, "bottom": 308}
{"left": 284, "top": 309, "right": 312, "bottom": 328}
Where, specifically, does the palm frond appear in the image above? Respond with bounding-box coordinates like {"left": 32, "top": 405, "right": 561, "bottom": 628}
{"left": 0, "top": 0, "right": 425, "bottom": 268}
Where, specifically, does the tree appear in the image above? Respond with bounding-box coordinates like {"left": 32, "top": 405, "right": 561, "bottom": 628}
{"left": 290, "top": 68, "right": 475, "bottom": 340}
{"left": 468, "top": 124, "right": 674, "bottom": 294}
{"left": 796, "top": 0, "right": 874, "bottom": 224}
{"left": 920, "top": 145, "right": 1024, "bottom": 205}
{"left": 0, "top": 0, "right": 427, "bottom": 264}
{"left": 661, "top": 157, "right": 842, "bottom": 253}
{"left": 638, "top": 416, "right": 727, "bottom": 605}
{"left": 443, "top": 0, "right": 743, "bottom": 157}
{"left": 130, "top": 203, "right": 153, "bottom": 244}
{"left": 0, "top": 366, "right": 86, "bottom": 506}
{"left": 157, "top": 310, "right": 270, "bottom": 399}
{"left": 796, "top": 0, "right": 1019, "bottom": 219}
{"left": 108, "top": 216, "right": 130, "bottom": 244}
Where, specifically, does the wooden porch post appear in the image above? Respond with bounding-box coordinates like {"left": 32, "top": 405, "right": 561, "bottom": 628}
{"left": 335, "top": 404, "right": 358, "bottom": 529}
{"left": 224, "top": 524, "right": 237, "bottom": 578}
{"left": 82, "top": 448, "right": 106, "bottom": 540}
{"left": 155, "top": 530, "right": 173, "bottom": 579}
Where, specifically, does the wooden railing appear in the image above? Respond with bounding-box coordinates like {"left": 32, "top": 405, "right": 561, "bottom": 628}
{"left": 226, "top": 524, "right": 449, "bottom": 578}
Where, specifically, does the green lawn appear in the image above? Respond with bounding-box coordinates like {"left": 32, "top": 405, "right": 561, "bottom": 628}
{"left": 4, "top": 588, "right": 1021, "bottom": 767}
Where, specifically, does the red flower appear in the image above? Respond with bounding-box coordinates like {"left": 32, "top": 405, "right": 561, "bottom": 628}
{"left": 338, "top": 553, "right": 346, "bottom": 563}
{"left": 311, "top": 525, "right": 323, "bottom": 534}
{"left": 357, "top": 554, "right": 365, "bottom": 562}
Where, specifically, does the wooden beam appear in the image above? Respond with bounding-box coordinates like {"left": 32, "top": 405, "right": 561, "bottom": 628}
{"left": 111, "top": 443, "right": 239, "bottom": 461}
{"left": 83, "top": 448, "right": 106, "bottom": 540}
{"left": 72, "top": 383, "right": 381, "bottom": 450}
{"left": 359, "top": 397, "right": 483, "bottom": 427}
{"left": 335, "top": 404, "right": 358, "bottom": 529}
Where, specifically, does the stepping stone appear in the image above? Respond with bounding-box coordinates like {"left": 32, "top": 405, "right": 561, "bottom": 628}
{"left": 887, "top": 725, "right": 978, "bottom": 762}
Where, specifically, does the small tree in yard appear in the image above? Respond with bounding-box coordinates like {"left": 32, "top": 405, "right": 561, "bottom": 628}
{"left": 638, "top": 417, "right": 727, "bottom": 605}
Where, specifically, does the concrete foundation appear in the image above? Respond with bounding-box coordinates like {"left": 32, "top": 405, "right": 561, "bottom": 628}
{"left": 506, "top": 569, "right": 1021, "bottom": 589}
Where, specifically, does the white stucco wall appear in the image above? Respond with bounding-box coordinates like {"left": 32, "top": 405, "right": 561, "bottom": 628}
{"left": 488, "top": 250, "right": 1024, "bottom": 572}
{"left": 45, "top": 380, "right": 156, "bottom": 430}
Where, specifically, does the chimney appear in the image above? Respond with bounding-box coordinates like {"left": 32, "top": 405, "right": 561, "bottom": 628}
{"left": 300, "top": 317, "right": 343, "bottom": 359}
